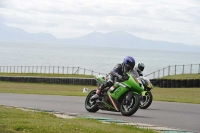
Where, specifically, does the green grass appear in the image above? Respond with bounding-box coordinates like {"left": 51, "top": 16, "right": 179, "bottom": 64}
{"left": 0, "top": 73, "right": 94, "bottom": 78}
{"left": 0, "top": 81, "right": 94, "bottom": 96}
{"left": 162, "top": 74, "right": 200, "bottom": 79}
{"left": 0, "top": 81, "right": 200, "bottom": 104}
{"left": 0, "top": 106, "right": 156, "bottom": 133}
{"left": 152, "top": 87, "right": 200, "bottom": 104}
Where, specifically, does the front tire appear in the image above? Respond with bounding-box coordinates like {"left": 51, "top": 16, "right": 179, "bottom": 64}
{"left": 120, "top": 92, "right": 140, "bottom": 116}
{"left": 85, "top": 90, "right": 99, "bottom": 112}
{"left": 140, "top": 91, "right": 153, "bottom": 109}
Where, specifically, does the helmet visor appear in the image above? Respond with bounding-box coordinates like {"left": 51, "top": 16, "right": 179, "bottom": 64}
{"left": 139, "top": 66, "right": 144, "bottom": 71}
{"left": 125, "top": 61, "right": 135, "bottom": 70}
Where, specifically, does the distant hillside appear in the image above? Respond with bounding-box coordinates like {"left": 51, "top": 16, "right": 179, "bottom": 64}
{"left": 0, "top": 23, "right": 57, "bottom": 43}
{"left": 0, "top": 23, "right": 199, "bottom": 52}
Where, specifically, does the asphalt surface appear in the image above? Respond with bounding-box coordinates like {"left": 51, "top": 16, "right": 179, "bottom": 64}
{"left": 0, "top": 93, "right": 199, "bottom": 133}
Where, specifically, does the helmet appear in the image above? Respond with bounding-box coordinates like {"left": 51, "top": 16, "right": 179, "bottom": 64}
{"left": 123, "top": 56, "right": 135, "bottom": 71}
{"left": 136, "top": 62, "right": 145, "bottom": 72}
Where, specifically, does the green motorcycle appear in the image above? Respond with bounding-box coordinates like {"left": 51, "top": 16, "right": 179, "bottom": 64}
{"left": 85, "top": 73, "right": 146, "bottom": 116}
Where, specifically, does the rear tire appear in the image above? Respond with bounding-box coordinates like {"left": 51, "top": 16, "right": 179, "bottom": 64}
{"left": 140, "top": 91, "right": 153, "bottom": 109}
{"left": 85, "top": 90, "right": 99, "bottom": 112}
{"left": 120, "top": 92, "right": 140, "bottom": 116}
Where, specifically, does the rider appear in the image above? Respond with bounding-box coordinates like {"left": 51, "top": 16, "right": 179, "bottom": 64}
{"left": 131, "top": 62, "right": 145, "bottom": 78}
{"left": 92, "top": 56, "right": 135, "bottom": 99}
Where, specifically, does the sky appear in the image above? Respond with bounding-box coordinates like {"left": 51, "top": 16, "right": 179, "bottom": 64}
{"left": 0, "top": 0, "right": 200, "bottom": 45}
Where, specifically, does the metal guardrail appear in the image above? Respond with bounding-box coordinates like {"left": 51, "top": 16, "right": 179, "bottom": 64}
{"left": 0, "top": 66, "right": 106, "bottom": 76}
{"left": 145, "top": 64, "right": 200, "bottom": 79}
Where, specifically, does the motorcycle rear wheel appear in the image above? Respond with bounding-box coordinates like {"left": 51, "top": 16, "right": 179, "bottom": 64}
{"left": 85, "top": 90, "right": 99, "bottom": 112}
{"left": 140, "top": 91, "right": 153, "bottom": 109}
{"left": 120, "top": 92, "right": 140, "bottom": 116}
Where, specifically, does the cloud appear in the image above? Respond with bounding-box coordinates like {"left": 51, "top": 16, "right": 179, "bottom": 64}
{"left": 0, "top": 0, "right": 200, "bottom": 45}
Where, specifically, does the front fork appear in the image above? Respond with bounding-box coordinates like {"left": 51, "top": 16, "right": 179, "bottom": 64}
{"left": 140, "top": 91, "right": 148, "bottom": 104}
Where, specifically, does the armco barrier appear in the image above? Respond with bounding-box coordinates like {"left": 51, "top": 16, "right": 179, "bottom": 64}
{"left": 150, "top": 79, "right": 200, "bottom": 88}
{"left": 194, "top": 79, "right": 200, "bottom": 87}
{"left": 0, "top": 76, "right": 97, "bottom": 86}
{"left": 181, "top": 80, "right": 187, "bottom": 88}
{"left": 167, "top": 79, "right": 171, "bottom": 88}
{"left": 175, "top": 80, "right": 181, "bottom": 88}
{"left": 171, "top": 79, "right": 176, "bottom": 88}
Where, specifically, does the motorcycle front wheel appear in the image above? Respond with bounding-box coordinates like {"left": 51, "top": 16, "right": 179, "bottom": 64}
{"left": 140, "top": 91, "right": 153, "bottom": 109}
{"left": 85, "top": 90, "right": 99, "bottom": 112}
{"left": 120, "top": 92, "right": 140, "bottom": 116}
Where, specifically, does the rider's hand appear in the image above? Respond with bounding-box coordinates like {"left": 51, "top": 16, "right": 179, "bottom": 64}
{"left": 117, "top": 75, "right": 123, "bottom": 80}
{"left": 122, "top": 74, "right": 129, "bottom": 80}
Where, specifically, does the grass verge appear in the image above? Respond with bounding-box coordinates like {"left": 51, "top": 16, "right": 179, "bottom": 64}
{"left": 152, "top": 87, "right": 200, "bottom": 104}
{"left": 0, "top": 81, "right": 94, "bottom": 96}
{"left": 0, "top": 106, "right": 156, "bottom": 133}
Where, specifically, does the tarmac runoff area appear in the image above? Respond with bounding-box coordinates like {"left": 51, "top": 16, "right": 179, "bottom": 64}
{"left": 17, "top": 107, "right": 196, "bottom": 133}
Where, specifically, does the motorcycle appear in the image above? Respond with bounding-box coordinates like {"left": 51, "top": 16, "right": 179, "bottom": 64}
{"left": 85, "top": 72, "right": 146, "bottom": 116}
{"left": 137, "top": 76, "right": 153, "bottom": 109}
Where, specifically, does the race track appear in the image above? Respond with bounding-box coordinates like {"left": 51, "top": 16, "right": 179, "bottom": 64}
{"left": 0, "top": 93, "right": 199, "bottom": 133}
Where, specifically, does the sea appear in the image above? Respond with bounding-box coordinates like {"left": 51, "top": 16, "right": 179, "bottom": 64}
{"left": 0, "top": 43, "right": 200, "bottom": 78}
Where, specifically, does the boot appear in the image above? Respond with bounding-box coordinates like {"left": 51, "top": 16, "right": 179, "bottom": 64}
{"left": 91, "top": 84, "right": 106, "bottom": 100}
{"left": 91, "top": 88, "right": 101, "bottom": 99}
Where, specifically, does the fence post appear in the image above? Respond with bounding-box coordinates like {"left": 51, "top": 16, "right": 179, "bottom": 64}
{"left": 53, "top": 66, "right": 55, "bottom": 74}
{"left": 168, "top": 66, "right": 170, "bottom": 75}
{"left": 14, "top": 66, "right": 15, "bottom": 73}
{"left": 7, "top": 66, "right": 8, "bottom": 73}
{"left": 175, "top": 65, "right": 176, "bottom": 75}
{"left": 84, "top": 69, "right": 85, "bottom": 75}
{"left": 190, "top": 64, "right": 192, "bottom": 74}
{"left": 10, "top": 66, "right": 11, "bottom": 73}
{"left": 182, "top": 65, "right": 184, "bottom": 74}
{"left": 62, "top": 66, "right": 64, "bottom": 74}
{"left": 199, "top": 64, "right": 200, "bottom": 74}
{"left": 17, "top": 66, "right": 18, "bottom": 73}
{"left": 58, "top": 66, "right": 59, "bottom": 74}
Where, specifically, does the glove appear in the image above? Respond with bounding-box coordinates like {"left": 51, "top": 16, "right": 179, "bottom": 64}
{"left": 117, "top": 75, "right": 123, "bottom": 80}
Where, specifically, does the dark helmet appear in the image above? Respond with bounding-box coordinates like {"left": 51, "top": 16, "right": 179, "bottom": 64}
{"left": 123, "top": 56, "right": 135, "bottom": 71}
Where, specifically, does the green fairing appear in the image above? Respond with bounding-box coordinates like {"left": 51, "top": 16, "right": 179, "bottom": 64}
{"left": 108, "top": 72, "right": 144, "bottom": 100}
{"left": 142, "top": 91, "right": 147, "bottom": 96}
{"left": 97, "top": 76, "right": 105, "bottom": 84}
{"left": 123, "top": 73, "right": 144, "bottom": 93}
{"left": 103, "top": 102, "right": 116, "bottom": 111}
{"left": 108, "top": 87, "right": 128, "bottom": 100}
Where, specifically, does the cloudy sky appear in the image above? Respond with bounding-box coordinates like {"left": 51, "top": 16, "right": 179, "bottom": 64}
{"left": 0, "top": 0, "right": 200, "bottom": 45}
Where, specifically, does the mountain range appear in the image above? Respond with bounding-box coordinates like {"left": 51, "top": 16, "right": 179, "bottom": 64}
{"left": 0, "top": 23, "right": 199, "bottom": 52}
